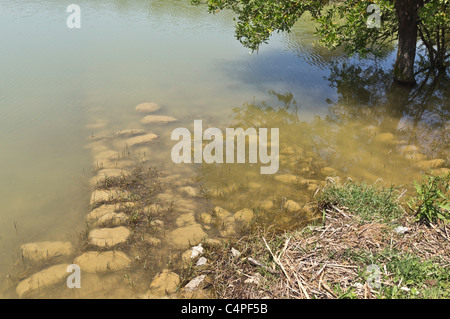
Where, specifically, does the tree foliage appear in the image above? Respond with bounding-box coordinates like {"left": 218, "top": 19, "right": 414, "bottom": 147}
{"left": 193, "top": 0, "right": 449, "bottom": 77}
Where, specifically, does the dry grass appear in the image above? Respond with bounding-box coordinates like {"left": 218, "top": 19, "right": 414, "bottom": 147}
{"left": 203, "top": 205, "right": 450, "bottom": 299}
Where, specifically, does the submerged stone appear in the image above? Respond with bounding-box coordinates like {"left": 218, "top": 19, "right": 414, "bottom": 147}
{"left": 16, "top": 264, "right": 69, "bottom": 298}
{"left": 148, "top": 269, "right": 180, "bottom": 296}
{"left": 259, "top": 200, "right": 274, "bottom": 211}
{"left": 415, "top": 159, "right": 445, "bottom": 170}
{"left": 373, "top": 132, "right": 395, "bottom": 144}
{"left": 274, "top": 174, "right": 298, "bottom": 184}
{"left": 126, "top": 133, "right": 158, "bottom": 147}
{"left": 89, "top": 189, "right": 129, "bottom": 206}
{"left": 86, "top": 204, "right": 118, "bottom": 223}
{"left": 21, "top": 241, "right": 74, "bottom": 263}
{"left": 115, "top": 129, "right": 146, "bottom": 137}
{"left": 177, "top": 186, "right": 200, "bottom": 197}
{"left": 88, "top": 226, "right": 130, "bottom": 247}
{"left": 234, "top": 208, "right": 254, "bottom": 224}
{"left": 94, "top": 212, "right": 128, "bottom": 227}
{"left": 212, "top": 207, "right": 231, "bottom": 220}
{"left": 135, "top": 102, "right": 161, "bottom": 113}
{"left": 167, "top": 224, "right": 207, "bottom": 249}
{"left": 73, "top": 251, "right": 131, "bottom": 273}
{"left": 141, "top": 115, "right": 178, "bottom": 124}
{"left": 284, "top": 200, "right": 301, "bottom": 213}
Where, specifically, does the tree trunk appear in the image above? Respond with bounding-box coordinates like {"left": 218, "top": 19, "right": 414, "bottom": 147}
{"left": 393, "top": 0, "right": 422, "bottom": 85}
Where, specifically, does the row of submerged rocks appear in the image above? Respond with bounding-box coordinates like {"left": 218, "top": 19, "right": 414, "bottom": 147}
{"left": 14, "top": 102, "right": 184, "bottom": 298}
{"left": 13, "top": 101, "right": 279, "bottom": 298}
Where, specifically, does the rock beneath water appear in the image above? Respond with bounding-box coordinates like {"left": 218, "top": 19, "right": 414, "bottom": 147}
{"left": 86, "top": 204, "right": 119, "bottom": 223}
{"left": 259, "top": 200, "right": 274, "bottom": 211}
{"left": 373, "top": 132, "right": 395, "bottom": 144}
{"left": 146, "top": 204, "right": 162, "bottom": 214}
{"left": 284, "top": 200, "right": 301, "bottom": 213}
{"left": 90, "top": 189, "right": 129, "bottom": 206}
{"left": 212, "top": 207, "right": 232, "bottom": 220}
{"left": 274, "top": 174, "right": 298, "bottom": 184}
{"left": 177, "top": 186, "right": 200, "bottom": 197}
{"left": 176, "top": 213, "right": 197, "bottom": 227}
{"left": 93, "top": 150, "right": 120, "bottom": 162}
{"left": 307, "top": 183, "right": 319, "bottom": 192}
{"left": 200, "top": 213, "right": 212, "bottom": 224}
{"left": 234, "top": 208, "right": 254, "bottom": 224}
{"left": 415, "top": 159, "right": 445, "bottom": 170}
{"left": 248, "top": 182, "right": 261, "bottom": 189}
{"left": 167, "top": 224, "right": 207, "bottom": 249}
{"left": 126, "top": 133, "right": 158, "bottom": 147}
{"left": 172, "top": 199, "right": 198, "bottom": 213}
{"left": 141, "top": 115, "right": 178, "bottom": 125}
{"left": 148, "top": 269, "right": 180, "bottom": 296}
{"left": 88, "top": 226, "right": 130, "bottom": 247}
{"left": 135, "top": 102, "right": 160, "bottom": 113}
{"left": 145, "top": 237, "right": 161, "bottom": 246}
{"left": 321, "top": 167, "right": 337, "bottom": 176}
{"left": 115, "top": 129, "right": 146, "bottom": 138}
{"left": 21, "top": 241, "right": 74, "bottom": 263}
{"left": 149, "top": 219, "right": 164, "bottom": 228}
{"left": 94, "top": 212, "right": 128, "bottom": 227}
{"left": 74, "top": 251, "right": 131, "bottom": 273}
{"left": 16, "top": 264, "right": 69, "bottom": 298}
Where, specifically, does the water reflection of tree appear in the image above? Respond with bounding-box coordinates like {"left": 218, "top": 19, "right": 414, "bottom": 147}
{"left": 223, "top": 62, "right": 449, "bottom": 188}
{"left": 326, "top": 62, "right": 449, "bottom": 160}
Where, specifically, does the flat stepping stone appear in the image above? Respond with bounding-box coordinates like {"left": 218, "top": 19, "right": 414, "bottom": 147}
{"left": 167, "top": 224, "right": 207, "bottom": 249}
{"left": 135, "top": 102, "right": 161, "bottom": 113}
{"left": 88, "top": 226, "right": 130, "bottom": 247}
{"left": 94, "top": 212, "right": 128, "bottom": 227}
{"left": 86, "top": 204, "right": 119, "bottom": 222}
{"left": 115, "top": 129, "right": 146, "bottom": 137}
{"left": 141, "top": 115, "right": 177, "bottom": 124}
{"left": 21, "top": 241, "right": 74, "bottom": 263}
{"left": 148, "top": 269, "right": 180, "bottom": 296}
{"left": 90, "top": 189, "right": 128, "bottom": 206}
{"left": 73, "top": 251, "right": 131, "bottom": 273}
{"left": 125, "top": 133, "right": 158, "bottom": 147}
{"left": 16, "top": 264, "right": 69, "bottom": 298}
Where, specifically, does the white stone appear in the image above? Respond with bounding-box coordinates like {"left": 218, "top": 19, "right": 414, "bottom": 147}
{"left": 196, "top": 257, "right": 207, "bottom": 267}
{"left": 184, "top": 275, "right": 206, "bottom": 292}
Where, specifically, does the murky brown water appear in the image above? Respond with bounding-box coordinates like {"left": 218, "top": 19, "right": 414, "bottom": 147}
{"left": 0, "top": 0, "right": 448, "bottom": 298}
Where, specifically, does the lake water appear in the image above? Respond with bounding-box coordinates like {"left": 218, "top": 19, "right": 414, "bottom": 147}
{"left": 0, "top": 0, "right": 448, "bottom": 298}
